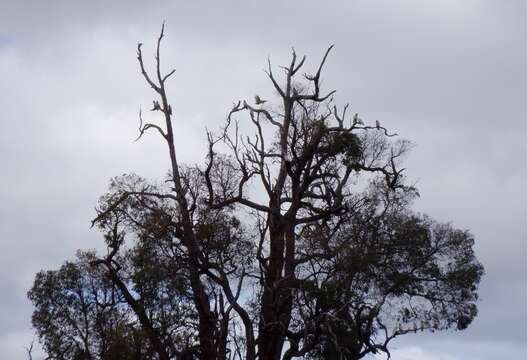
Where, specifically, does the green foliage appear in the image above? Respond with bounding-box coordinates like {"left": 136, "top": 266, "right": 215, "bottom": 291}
{"left": 28, "top": 251, "right": 156, "bottom": 360}
{"left": 300, "top": 186, "right": 484, "bottom": 359}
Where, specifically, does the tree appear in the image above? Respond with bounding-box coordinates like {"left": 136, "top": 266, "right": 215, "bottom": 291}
{"left": 28, "top": 251, "right": 157, "bottom": 360}
{"left": 29, "top": 25, "right": 483, "bottom": 360}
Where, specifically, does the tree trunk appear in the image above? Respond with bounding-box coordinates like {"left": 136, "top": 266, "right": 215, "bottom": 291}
{"left": 258, "top": 214, "right": 290, "bottom": 360}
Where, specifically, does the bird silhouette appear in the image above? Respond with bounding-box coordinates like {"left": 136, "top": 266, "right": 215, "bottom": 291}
{"left": 151, "top": 100, "right": 161, "bottom": 111}
{"left": 254, "top": 95, "right": 266, "bottom": 105}
{"left": 375, "top": 120, "right": 380, "bottom": 129}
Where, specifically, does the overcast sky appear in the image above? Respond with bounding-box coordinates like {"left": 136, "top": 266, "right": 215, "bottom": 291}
{"left": 1, "top": 1, "right": 526, "bottom": 359}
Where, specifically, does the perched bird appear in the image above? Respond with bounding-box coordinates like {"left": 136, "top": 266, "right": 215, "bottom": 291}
{"left": 151, "top": 100, "right": 161, "bottom": 111}
{"left": 243, "top": 100, "right": 249, "bottom": 109}
{"left": 375, "top": 120, "right": 380, "bottom": 129}
{"left": 254, "top": 95, "right": 266, "bottom": 105}
{"left": 353, "top": 113, "right": 364, "bottom": 125}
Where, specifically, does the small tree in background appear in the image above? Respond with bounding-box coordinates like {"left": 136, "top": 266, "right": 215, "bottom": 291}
{"left": 28, "top": 251, "right": 157, "bottom": 359}
{"left": 29, "top": 25, "right": 483, "bottom": 360}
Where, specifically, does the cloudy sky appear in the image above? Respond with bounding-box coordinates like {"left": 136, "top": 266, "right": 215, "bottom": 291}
{"left": 1, "top": 0, "right": 526, "bottom": 358}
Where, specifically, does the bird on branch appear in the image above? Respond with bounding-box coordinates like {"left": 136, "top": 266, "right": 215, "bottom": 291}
{"left": 376, "top": 120, "right": 380, "bottom": 129}
{"left": 254, "top": 95, "right": 267, "bottom": 105}
{"left": 151, "top": 100, "right": 161, "bottom": 111}
{"left": 353, "top": 113, "right": 364, "bottom": 125}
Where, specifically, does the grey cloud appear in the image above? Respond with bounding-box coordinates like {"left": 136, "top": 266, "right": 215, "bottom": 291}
{"left": 1, "top": 0, "right": 526, "bottom": 358}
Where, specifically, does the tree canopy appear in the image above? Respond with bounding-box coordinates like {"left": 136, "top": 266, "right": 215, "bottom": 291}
{"left": 29, "top": 26, "right": 483, "bottom": 360}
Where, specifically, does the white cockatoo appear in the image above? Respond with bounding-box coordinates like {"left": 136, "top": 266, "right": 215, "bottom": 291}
{"left": 353, "top": 113, "right": 364, "bottom": 125}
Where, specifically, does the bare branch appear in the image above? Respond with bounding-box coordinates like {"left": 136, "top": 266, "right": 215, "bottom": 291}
{"left": 137, "top": 43, "right": 160, "bottom": 93}
{"left": 264, "top": 57, "right": 285, "bottom": 97}
{"left": 134, "top": 108, "right": 167, "bottom": 141}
